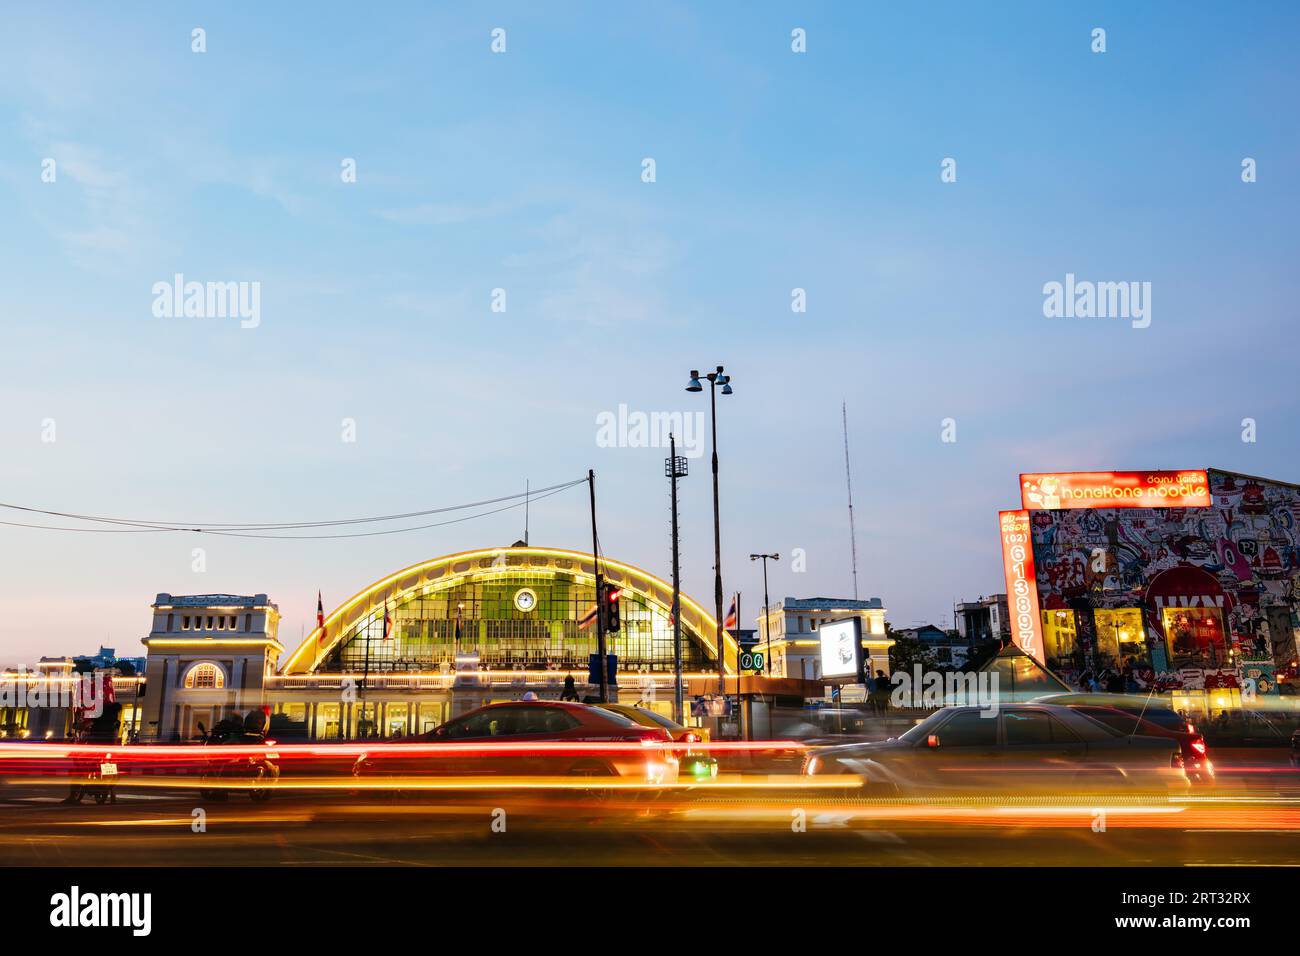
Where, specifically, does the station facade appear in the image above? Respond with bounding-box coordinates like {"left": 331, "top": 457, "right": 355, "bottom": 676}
{"left": 136, "top": 546, "right": 739, "bottom": 740}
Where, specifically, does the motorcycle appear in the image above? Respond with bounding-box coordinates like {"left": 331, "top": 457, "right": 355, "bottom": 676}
{"left": 196, "top": 710, "right": 281, "bottom": 802}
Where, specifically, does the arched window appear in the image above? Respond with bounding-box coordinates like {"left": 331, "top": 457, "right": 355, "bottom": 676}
{"left": 184, "top": 662, "right": 225, "bottom": 689}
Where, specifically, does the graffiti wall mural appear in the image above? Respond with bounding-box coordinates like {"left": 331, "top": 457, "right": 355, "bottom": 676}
{"left": 1028, "top": 470, "right": 1300, "bottom": 693}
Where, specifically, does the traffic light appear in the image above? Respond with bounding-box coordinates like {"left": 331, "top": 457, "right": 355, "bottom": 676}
{"left": 599, "top": 583, "right": 622, "bottom": 632}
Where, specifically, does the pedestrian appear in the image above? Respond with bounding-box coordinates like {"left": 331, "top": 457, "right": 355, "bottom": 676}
{"left": 872, "top": 669, "right": 891, "bottom": 714}
{"left": 559, "top": 674, "right": 579, "bottom": 702}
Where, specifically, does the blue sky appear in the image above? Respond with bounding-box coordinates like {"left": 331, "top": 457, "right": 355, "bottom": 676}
{"left": 1, "top": 2, "right": 1297, "bottom": 664}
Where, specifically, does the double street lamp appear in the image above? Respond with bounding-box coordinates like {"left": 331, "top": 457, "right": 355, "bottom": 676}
{"left": 686, "top": 366, "right": 732, "bottom": 700}
{"left": 750, "top": 552, "right": 779, "bottom": 676}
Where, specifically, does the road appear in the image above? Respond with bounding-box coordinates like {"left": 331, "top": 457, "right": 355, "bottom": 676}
{"left": 1, "top": 749, "right": 1295, "bottom": 866}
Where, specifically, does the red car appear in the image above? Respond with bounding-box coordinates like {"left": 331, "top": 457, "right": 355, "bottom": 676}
{"left": 352, "top": 701, "right": 679, "bottom": 784}
{"left": 1063, "top": 704, "right": 1213, "bottom": 785}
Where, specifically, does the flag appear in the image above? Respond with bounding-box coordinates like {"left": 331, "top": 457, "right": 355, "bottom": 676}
{"left": 383, "top": 601, "right": 393, "bottom": 640}
{"left": 577, "top": 602, "right": 599, "bottom": 631}
{"left": 316, "top": 591, "right": 327, "bottom": 643}
{"left": 724, "top": 594, "right": 738, "bottom": 630}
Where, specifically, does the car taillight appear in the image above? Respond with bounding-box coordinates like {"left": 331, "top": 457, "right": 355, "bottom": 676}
{"left": 683, "top": 732, "right": 700, "bottom": 743}
{"left": 1190, "top": 737, "right": 1207, "bottom": 755}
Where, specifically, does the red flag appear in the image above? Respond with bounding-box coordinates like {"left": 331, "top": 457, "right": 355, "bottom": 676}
{"left": 724, "top": 594, "right": 738, "bottom": 630}
{"left": 383, "top": 601, "right": 393, "bottom": 640}
{"left": 316, "top": 591, "right": 327, "bottom": 643}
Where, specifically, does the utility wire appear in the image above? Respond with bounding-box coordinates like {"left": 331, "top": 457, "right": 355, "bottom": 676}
{"left": 0, "top": 477, "right": 587, "bottom": 538}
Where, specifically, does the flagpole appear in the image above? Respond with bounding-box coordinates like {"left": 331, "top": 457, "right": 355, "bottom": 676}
{"left": 735, "top": 591, "right": 743, "bottom": 740}
{"left": 362, "top": 604, "right": 372, "bottom": 693}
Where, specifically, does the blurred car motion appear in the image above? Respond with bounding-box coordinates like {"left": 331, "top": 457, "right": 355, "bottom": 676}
{"left": 596, "top": 703, "right": 718, "bottom": 779}
{"left": 1034, "top": 695, "right": 1213, "bottom": 785}
{"left": 803, "top": 703, "right": 1188, "bottom": 795}
{"left": 352, "top": 700, "right": 678, "bottom": 784}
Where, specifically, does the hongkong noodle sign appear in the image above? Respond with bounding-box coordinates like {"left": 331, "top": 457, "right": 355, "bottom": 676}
{"left": 1021, "top": 470, "right": 1210, "bottom": 511}
{"left": 999, "top": 510, "right": 1044, "bottom": 663}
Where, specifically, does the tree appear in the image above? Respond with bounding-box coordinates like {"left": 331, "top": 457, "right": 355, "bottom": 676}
{"left": 887, "top": 622, "right": 937, "bottom": 673}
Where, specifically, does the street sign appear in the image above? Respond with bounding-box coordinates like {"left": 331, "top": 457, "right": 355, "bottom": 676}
{"left": 587, "top": 653, "right": 618, "bottom": 685}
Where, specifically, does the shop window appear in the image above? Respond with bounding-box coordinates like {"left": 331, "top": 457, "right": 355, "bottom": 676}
{"left": 1041, "top": 610, "right": 1078, "bottom": 670}
{"left": 1162, "top": 607, "right": 1228, "bottom": 668}
{"left": 183, "top": 662, "right": 225, "bottom": 689}
{"left": 1093, "top": 608, "right": 1149, "bottom": 669}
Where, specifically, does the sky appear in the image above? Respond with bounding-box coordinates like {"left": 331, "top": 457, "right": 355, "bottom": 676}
{"left": 0, "top": 2, "right": 1297, "bottom": 666}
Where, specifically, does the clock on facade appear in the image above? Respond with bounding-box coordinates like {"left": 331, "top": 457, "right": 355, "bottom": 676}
{"left": 513, "top": 588, "right": 537, "bottom": 613}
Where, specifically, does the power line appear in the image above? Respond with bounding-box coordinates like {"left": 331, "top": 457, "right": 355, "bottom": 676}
{"left": 0, "top": 477, "right": 587, "bottom": 538}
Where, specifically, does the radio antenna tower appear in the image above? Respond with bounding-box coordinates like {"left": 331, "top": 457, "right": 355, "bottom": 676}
{"left": 842, "top": 402, "right": 860, "bottom": 600}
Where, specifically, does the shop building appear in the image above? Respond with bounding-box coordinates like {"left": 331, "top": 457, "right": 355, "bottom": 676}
{"left": 755, "top": 597, "right": 892, "bottom": 681}
{"left": 954, "top": 594, "right": 1009, "bottom": 644}
{"left": 999, "top": 469, "right": 1300, "bottom": 713}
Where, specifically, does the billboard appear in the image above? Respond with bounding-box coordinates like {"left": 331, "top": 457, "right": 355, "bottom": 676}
{"left": 818, "top": 618, "right": 863, "bottom": 680}
{"left": 1020, "top": 471, "right": 1210, "bottom": 511}
{"left": 999, "top": 510, "right": 1044, "bottom": 664}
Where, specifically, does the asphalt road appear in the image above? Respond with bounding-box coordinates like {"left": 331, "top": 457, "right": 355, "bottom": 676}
{"left": 1, "top": 749, "right": 1295, "bottom": 867}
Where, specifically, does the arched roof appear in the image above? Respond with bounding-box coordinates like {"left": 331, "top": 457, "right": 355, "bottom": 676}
{"left": 282, "top": 545, "right": 731, "bottom": 674}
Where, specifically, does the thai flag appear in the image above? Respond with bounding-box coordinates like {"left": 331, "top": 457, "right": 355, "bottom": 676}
{"left": 578, "top": 602, "right": 599, "bottom": 631}
{"left": 724, "top": 595, "right": 738, "bottom": 630}
{"left": 316, "top": 591, "right": 327, "bottom": 643}
{"left": 383, "top": 601, "right": 393, "bottom": 640}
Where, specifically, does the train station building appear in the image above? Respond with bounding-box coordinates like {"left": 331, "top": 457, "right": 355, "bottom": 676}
{"left": 3, "top": 545, "right": 890, "bottom": 742}
{"left": 124, "top": 545, "right": 814, "bottom": 741}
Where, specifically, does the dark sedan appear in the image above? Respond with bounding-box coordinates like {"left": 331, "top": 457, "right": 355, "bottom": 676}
{"left": 803, "top": 703, "right": 1188, "bottom": 795}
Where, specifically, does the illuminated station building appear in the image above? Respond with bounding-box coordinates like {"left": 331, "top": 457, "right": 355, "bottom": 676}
{"left": 999, "top": 469, "right": 1300, "bottom": 714}
{"left": 135, "top": 547, "right": 744, "bottom": 741}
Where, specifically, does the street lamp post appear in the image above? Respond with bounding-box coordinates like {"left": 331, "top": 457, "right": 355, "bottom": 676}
{"left": 750, "top": 553, "right": 779, "bottom": 676}
{"left": 665, "top": 436, "right": 688, "bottom": 724}
{"left": 686, "top": 366, "right": 732, "bottom": 707}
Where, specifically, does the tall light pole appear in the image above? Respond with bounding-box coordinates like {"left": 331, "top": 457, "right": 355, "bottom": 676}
{"left": 665, "top": 435, "right": 688, "bottom": 724}
{"left": 750, "top": 553, "right": 779, "bottom": 676}
{"left": 686, "top": 366, "right": 732, "bottom": 702}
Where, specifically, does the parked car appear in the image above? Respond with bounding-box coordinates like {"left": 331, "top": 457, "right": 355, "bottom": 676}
{"left": 803, "top": 703, "right": 1187, "bottom": 795}
{"left": 352, "top": 701, "right": 678, "bottom": 785}
{"left": 596, "top": 703, "right": 718, "bottom": 780}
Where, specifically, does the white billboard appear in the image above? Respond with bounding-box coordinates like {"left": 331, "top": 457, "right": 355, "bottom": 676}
{"left": 818, "top": 618, "right": 862, "bottom": 680}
